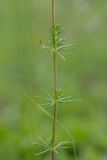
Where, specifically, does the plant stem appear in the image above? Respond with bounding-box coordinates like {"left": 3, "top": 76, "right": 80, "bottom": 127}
{"left": 52, "top": 0, "right": 55, "bottom": 26}
{"left": 51, "top": 0, "right": 57, "bottom": 160}
{"left": 51, "top": 52, "right": 57, "bottom": 160}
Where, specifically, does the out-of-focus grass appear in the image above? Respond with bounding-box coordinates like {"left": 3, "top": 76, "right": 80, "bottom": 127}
{"left": 0, "top": 0, "right": 107, "bottom": 159}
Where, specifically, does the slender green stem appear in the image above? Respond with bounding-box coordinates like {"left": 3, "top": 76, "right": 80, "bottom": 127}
{"left": 51, "top": 52, "right": 57, "bottom": 160}
{"left": 51, "top": 0, "right": 57, "bottom": 160}
{"left": 52, "top": 0, "right": 55, "bottom": 26}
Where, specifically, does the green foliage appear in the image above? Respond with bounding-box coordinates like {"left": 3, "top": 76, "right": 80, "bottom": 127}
{"left": 35, "top": 137, "right": 72, "bottom": 158}
{"left": 36, "top": 89, "right": 81, "bottom": 108}
{"left": 42, "top": 24, "right": 72, "bottom": 60}
{"left": 39, "top": 0, "right": 77, "bottom": 159}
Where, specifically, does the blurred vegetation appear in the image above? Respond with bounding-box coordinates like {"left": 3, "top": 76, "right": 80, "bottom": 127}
{"left": 0, "top": 0, "right": 107, "bottom": 159}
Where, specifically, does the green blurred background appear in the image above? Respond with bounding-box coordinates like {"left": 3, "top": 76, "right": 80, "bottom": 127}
{"left": 0, "top": 0, "right": 107, "bottom": 159}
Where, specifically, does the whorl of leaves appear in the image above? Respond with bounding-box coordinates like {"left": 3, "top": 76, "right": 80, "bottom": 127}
{"left": 42, "top": 24, "right": 72, "bottom": 60}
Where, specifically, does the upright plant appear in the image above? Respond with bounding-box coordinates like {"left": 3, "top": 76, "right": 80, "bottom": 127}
{"left": 35, "top": 0, "right": 77, "bottom": 160}
{"left": 51, "top": 1, "right": 73, "bottom": 159}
